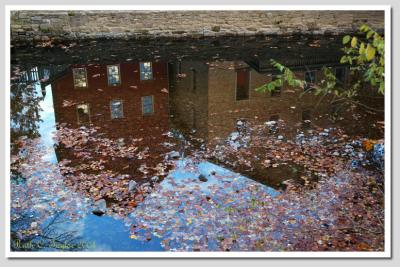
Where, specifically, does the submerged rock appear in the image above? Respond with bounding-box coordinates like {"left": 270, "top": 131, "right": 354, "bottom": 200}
{"left": 92, "top": 199, "right": 107, "bottom": 216}
{"left": 230, "top": 132, "right": 239, "bottom": 141}
{"left": 371, "top": 143, "right": 384, "bottom": 170}
{"left": 198, "top": 174, "right": 208, "bottom": 182}
{"left": 265, "top": 120, "right": 277, "bottom": 127}
{"left": 128, "top": 180, "right": 137, "bottom": 192}
{"left": 166, "top": 151, "right": 180, "bottom": 160}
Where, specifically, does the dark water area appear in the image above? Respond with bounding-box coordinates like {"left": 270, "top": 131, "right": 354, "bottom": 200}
{"left": 10, "top": 35, "right": 384, "bottom": 252}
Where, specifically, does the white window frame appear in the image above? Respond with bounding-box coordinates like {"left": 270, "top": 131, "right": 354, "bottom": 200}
{"left": 140, "top": 62, "right": 153, "bottom": 81}
{"left": 141, "top": 95, "right": 154, "bottom": 115}
{"left": 110, "top": 99, "right": 124, "bottom": 119}
{"left": 107, "top": 64, "right": 121, "bottom": 86}
{"left": 76, "top": 103, "right": 91, "bottom": 125}
{"left": 72, "top": 67, "right": 88, "bottom": 88}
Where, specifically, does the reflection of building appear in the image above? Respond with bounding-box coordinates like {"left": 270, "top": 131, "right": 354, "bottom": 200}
{"left": 51, "top": 62, "right": 172, "bottom": 188}
{"left": 52, "top": 62, "right": 169, "bottom": 140}
{"left": 169, "top": 60, "right": 348, "bottom": 143}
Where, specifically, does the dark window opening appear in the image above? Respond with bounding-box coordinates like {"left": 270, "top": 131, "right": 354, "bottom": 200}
{"left": 335, "top": 67, "right": 346, "bottom": 85}
{"left": 177, "top": 61, "right": 182, "bottom": 74}
{"left": 236, "top": 69, "right": 250, "bottom": 101}
{"left": 77, "top": 104, "right": 91, "bottom": 125}
{"left": 269, "top": 114, "right": 280, "bottom": 121}
{"left": 191, "top": 68, "right": 197, "bottom": 91}
{"left": 110, "top": 100, "right": 124, "bottom": 119}
{"left": 304, "top": 71, "right": 316, "bottom": 91}
{"left": 302, "top": 109, "right": 312, "bottom": 123}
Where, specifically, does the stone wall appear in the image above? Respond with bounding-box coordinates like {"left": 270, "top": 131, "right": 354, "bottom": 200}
{"left": 10, "top": 10, "right": 384, "bottom": 44}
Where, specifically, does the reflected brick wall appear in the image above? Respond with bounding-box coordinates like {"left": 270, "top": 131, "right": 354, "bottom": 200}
{"left": 51, "top": 62, "right": 172, "bottom": 185}
{"left": 51, "top": 62, "right": 169, "bottom": 140}
{"left": 168, "top": 61, "right": 209, "bottom": 141}
{"left": 170, "top": 60, "right": 335, "bottom": 144}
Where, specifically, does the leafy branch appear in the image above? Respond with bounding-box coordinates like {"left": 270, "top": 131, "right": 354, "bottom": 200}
{"left": 255, "top": 59, "right": 304, "bottom": 94}
{"left": 341, "top": 24, "right": 385, "bottom": 94}
{"left": 255, "top": 24, "right": 384, "bottom": 112}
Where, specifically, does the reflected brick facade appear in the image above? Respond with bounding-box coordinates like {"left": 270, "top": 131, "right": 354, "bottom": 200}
{"left": 169, "top": 60, "right": 338, "bottom": 144}
{"left": 51, "top": 62, "right": 170, "bottom": 141}
{"left": 51, "top": 62, "right": 172, "bottom": 186}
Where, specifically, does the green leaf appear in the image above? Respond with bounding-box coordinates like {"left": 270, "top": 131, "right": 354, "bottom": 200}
{"left": 366, "top": 44, "right": 376, "bottom": 61}
{"left": 342, "top": 35, "right": 351, "bottom": 45}
{"left": 255, "top": 84, "right": 267, "bottom": 92}
{"left": 274, "top": 79, "right": 283, "bottom": 87}
{"left": 379, "top": 57, "right": 384, "bottom": 66}
{"left": 340, "top": 56, "right": 348, "bottom": 64}
{"left": 379, "top": 82, "right": 384, "bottom": 94}
{"left": 360, "top": 24, "right": 369, "bottom": 32}
{"left": 267, "top": 83, "right": 275, "bottom": 91}
{"left": 359, "top": 42, "right": 365, "bottom": 55}
{"left": 351, "top": 37, "right": 357, "bottom": 48}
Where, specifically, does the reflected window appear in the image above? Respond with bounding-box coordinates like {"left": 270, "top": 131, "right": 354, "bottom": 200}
{"left": 73, "top": 68, "right": 88, "bottom": 88}
{"left": 77, "top": 104, "right": 90, "bottom": 125}
{"left": 177, "top": 61, "right": 182, "bottom": 74}
{"left": 142, "top": 95, "right": 154, "bottom": 115}
{"left": 236, "top": 69, "right": 250, "bottom": 101}
{"left": 304, "top": 70, "right": 316, "bottom": 91}
{"left": 270, "top": 114, "right": 280, "bottom": 121}
{"left": 107, "top": 65, "right": 121, "bottom": 86}
{"left": 335, "top": 67, "right": 346, "bottom": 85}
{"left": 191, "top": 68, "right": 197, "bottom": 91}
{"left": 110, "top": 100, "right": 124, "bottom": 119}
{"left": 302, "top": 109, "right": 312, "bottom": 122}
{"left": 140, "top": 62, "right": 153, "bottom": 80}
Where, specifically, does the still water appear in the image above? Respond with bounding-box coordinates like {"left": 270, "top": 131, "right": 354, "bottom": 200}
{"left": 10, "top": 36, "right": 384, "bottom": 251}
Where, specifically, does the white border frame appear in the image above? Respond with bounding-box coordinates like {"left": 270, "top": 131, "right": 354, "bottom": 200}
{"left": 5, "top": 5, "right": 391, "bottom": 258}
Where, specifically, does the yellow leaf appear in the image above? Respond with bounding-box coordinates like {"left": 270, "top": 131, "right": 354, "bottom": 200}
{"left": 366, "top": 44, "right": 376, "bottom": 61}
{"left": 359, "top": 42, "right": 365, "bottom": 55}
{"left": 351, "top": 37, "right": 357, "bottom": 48}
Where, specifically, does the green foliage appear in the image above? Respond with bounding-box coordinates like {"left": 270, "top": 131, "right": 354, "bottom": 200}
{"left": 255, "top": 59, "right": 304, "bottom": 93}
{"left": 340, "top": 24, "right": 385, "bottom": 94}
{"left": 256, "top": 24, "right": 385, "bottom": 108}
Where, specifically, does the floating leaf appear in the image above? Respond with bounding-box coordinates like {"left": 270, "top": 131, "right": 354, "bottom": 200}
{"left": 342, "top": 35, "right": 351, "bottom": 45}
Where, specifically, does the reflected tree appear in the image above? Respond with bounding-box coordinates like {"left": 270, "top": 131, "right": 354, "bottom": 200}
{"left": 10, "top": 66, "right": 44, "bottom": 177}
{"left": 11, "top": 210, "right": 85, "bottom": 252}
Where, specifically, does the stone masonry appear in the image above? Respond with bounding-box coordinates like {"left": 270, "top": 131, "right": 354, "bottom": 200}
{"left": 10, "top": 10, "right": 384, "bottom": 45}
